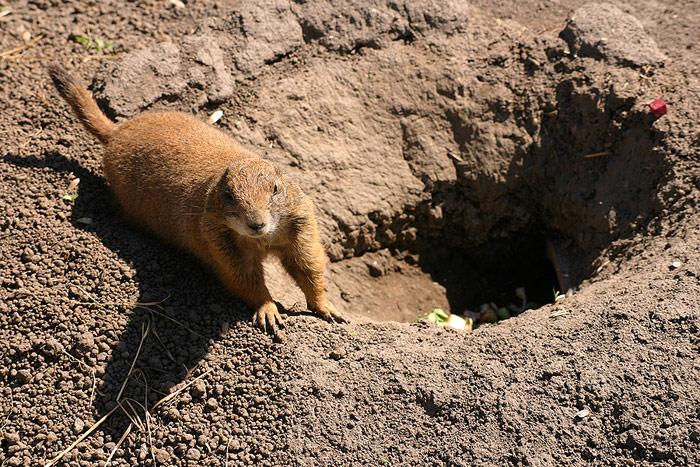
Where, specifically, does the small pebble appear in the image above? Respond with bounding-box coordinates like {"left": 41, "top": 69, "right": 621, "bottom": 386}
{"left": 206, "top": 398, "right": 219, "bottom": 410}
{"left": 576, "top": 409, "right": 590, "bottom": 419}
{"left": 4, "top": 432, "right": 20, "bottom": 445}
{"left": 329, "top": 348, "right": 346, "bottom": 360}
{"left": 15, "top": 369, "right": 32, "bottom": 383}
{"left": 186, "top": 448, "right": 201, "bottom": 461}
{"left": 73, "top": 417, "right": 85, "bottom": 433}
{"left": 156, "top": 449, "right": 170, "bottom": 463}
{"left": 367, "top": 261, "right": 384, "bottom": 277}
{"left": 191, "top": 380, "right": 207, "bottom": 399}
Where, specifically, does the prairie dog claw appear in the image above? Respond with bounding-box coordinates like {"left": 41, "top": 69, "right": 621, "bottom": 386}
{"left": 315, "top": 302, "right": 347, "bottom": 324}
{"left": 253, "top": 302, "right": 284, "bottom": 339}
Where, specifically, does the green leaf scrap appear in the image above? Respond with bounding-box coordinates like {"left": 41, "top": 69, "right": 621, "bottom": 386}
{"left": 553, "top": 287, "right": 561, "bottom": 301}
{"left": 418, "top": 307, "right": 450, "bottom": 325}
{"left": 73, "top": 35, "right": 90, "bottom": 47}
{"left": 72, "top": 35, "right": 115, "bottom": 52}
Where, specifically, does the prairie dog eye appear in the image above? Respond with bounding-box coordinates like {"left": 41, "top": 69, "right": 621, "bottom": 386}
{"left": 273, "top": 184, "right": 278, "bottom": 195}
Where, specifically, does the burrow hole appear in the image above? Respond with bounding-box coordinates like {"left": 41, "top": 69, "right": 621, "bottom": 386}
{"left": 338, "top": 227, "right": 580, "bottom": 328}
{"left": 328, "top": 81, "right": 664, "bottom": 328}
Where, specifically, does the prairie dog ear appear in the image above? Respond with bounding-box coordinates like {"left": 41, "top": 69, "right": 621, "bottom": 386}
{"left": 222, "top": 163, "right": 241, "bottom": 183}
{"left": 219, "top": 165, "right": 232, "bottom": 189}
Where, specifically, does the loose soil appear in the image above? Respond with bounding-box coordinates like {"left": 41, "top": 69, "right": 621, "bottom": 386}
{"left": 2, "top": 1, "right": 700, "bottom": 466}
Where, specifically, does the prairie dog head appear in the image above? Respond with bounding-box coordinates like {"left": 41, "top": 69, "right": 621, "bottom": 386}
{"left": 217, "top": 159, "right": 288, "bottom": 238}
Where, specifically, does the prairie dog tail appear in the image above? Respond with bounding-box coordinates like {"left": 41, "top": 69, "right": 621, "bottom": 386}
{"left": 47, "top": 65, "right": 116, "bottom": 144}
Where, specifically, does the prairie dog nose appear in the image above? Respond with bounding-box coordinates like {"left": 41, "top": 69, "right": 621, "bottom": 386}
{"left": 248, "top": 221, "right": 266, "bottom": 232}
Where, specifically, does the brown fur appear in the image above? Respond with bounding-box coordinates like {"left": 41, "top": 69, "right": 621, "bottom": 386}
{"left": 47, "top": 65, "right": 345, "bottom": 337}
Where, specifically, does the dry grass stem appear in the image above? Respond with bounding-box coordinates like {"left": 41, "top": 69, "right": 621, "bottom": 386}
{"left": 59, "top": 349, "right": 98, "bottom": 405}
{"left": 134, "top": 295, "right": 171, "bottom": 307}
{"left": 116, "top": 320, "right": 151, "bottom": 402}
{"left": 583, "top": 150, "right": 612, "bottom": 158}
{"left": 75, "top": 294, "right": 169, "bottom": 310}
{"left": 141, "top": 306, "right": 206, "bottom": 339}
{"left": 89, "top": 368, "right": 97, "bottom": 405}
{"left": 0, "top": 34, "right": 44, "bottom": 59}
{"left": 225, "top": 436, "right": 233, "bottom": 467}
{"left": 151, "top": 369, "right": 213, "bottom": 414}
{"left": 76, "top": 292, "right": 205, "bottom": 338}
{"left": 18, "top": 128, "right": 43, "bottom": 155}
{"left": 76, "top": 292, "right": 206, "bottom": 339}
{"left": 143, "top": 376, "right": 158, "bottom": 466}
{"left": 121, "top": 399, "right": 146, "bottom": 432}
{"left": 74, "top": 284, "right": 98, "bottom": 302}
{"left": 43, "top": 404, "right": 120, "bottom": 467}
{"left": 0, "top": 391, "right": 14, "bottom": 438}
{"left": 151, "top": 326, "right": 178, "bottom": 364}
{"left": 1, "top": 53, "right": 123, "bottom": 63}
{"left": 105, "top": 422, "right": 132, "bottom": 467}
{"left": 41, "top": 318, "right": 209, "bottom": 466}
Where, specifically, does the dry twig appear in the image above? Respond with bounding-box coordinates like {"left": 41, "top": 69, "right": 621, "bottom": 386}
{"left": 583, "top": 150, "right": 612, "bottom": 158}
{"left": 0, "top": 34, "right": 44, "bottom": 60}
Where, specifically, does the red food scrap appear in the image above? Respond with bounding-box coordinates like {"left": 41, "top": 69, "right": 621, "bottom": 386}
{"left": 649, "top": 98, "right": 667, "bottom": 118}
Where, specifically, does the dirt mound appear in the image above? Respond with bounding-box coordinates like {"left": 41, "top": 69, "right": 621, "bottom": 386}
{"left": 1, "top": 0, "right": 700, "bottom": 466}
{"left": 561, "top": 2, "right": 667, "bottom": 67}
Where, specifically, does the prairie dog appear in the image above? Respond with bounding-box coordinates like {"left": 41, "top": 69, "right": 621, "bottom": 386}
{"left": 48, "top": 65, "right": 345, "bottom": 337}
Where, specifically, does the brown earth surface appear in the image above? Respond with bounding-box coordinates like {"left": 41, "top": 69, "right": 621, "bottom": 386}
{"left": 2, "top": 0, "right": 700, "bottom": 466}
